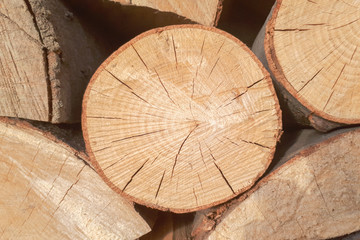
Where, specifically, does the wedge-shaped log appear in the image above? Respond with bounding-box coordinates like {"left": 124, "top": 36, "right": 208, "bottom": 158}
{"left": 0, "top": 118, "right": 150, "bottom": 239}
{"left": 193, "top": 128, "right": 360, "bottom": 239}
{"left": 110, "top": 0, "right": 223, "bottom": 26}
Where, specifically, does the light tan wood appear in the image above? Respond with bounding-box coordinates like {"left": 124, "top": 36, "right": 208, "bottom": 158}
{"left": 111, "top": 0, "right": 223, "bottom": 26}
{"left": 0, "top": 118, "right": 150, "bottom": 239}
{"left": 256, "top": 0, "right": 360, "bottom": 131}
{"left": 0, "top": 0, "right": 106, "bottom": 122}
{"left": 194, "top": 128, "right": 360, "bottom": 240}
{"left": 82, "top": 25, "right": 282, "bottom": 212}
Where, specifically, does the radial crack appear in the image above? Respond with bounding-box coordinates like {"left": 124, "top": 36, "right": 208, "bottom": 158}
{"left": 171, "top": 125, "right": 198, "bottom": 177}
{"left": 155, "top": 170, "right": 165, "bottom": 198}
{"left": 132, "top": 44, "right": 149, "bottom": 70}
{"left": 104, "top": 69, "right": 133, "bottom": 90}
{"left": 213, "top": 162, "right": 235, "bottom": 194}
{"left": 111, "top": 129, "right": 165, "bottom": 143}
{"left": 123, "top": 158, "right": 149, "bottom": 191}
{"left": 155, "top": 69, "right": 176, "bottom": 105}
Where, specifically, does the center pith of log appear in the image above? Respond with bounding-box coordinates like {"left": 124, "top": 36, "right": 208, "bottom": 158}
{"left": 82, "top": 25, "right": 282, "bottom": 212}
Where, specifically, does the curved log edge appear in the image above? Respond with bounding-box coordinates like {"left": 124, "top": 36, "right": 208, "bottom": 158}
{"left": 0, "top": 117, "right": 151, "bottom": 239}
{"left": 82, "top": 25, "right": 281, "bottom": 213}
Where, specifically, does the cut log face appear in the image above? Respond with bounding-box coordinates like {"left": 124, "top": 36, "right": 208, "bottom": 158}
{"left": 203, "top": 128, "right": 360, "bottom": 240}
{"left": 82, "top": 25, "right": 282, "bottom": 212}
{"left": 0, "top": 118, "right": 150, "bottom": 239}
{"left": 0, "top": 0, "right": 106, "bottom": 122}
{"left": 265, "top": 0, "right": 360, "bottom": 125}
{"left": 111, "top": 0, "right": 223, "bottom": 26}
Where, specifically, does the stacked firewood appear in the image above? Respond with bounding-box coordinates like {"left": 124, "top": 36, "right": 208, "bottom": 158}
{"left": 0, "top": 0, "right": 359, "bottom": 239}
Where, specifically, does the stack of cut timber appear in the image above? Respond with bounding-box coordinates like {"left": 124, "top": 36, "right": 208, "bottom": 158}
{"left": 1, "top": 0, "right": 360, "bottom": 239}
{"left": 192, "top": 127, "right": 360, "bottom": 240}
{"left": 253, "top": 0, "right": 360, "bottom": 132}
{"left": 0, "top": 118, "right": 150, "bottom": 239}
{"left": 82, "top": 25, "right": 282, "bottom": 212}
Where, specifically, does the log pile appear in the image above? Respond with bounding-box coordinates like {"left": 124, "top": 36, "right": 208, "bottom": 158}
{"left": 1, "top": 0, "right": 359, "bottom": 239}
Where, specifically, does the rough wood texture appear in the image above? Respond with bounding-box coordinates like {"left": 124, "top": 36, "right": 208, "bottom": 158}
{"left": 0, "top": 117, "right": 150, "bottom": 239}
{"left": 111, "top": 0, "right": 223, "bottom": 26}
{"left": 193, "top": 127, "right": 360, "bottom": 240}
{"left": 82, "top": 25, "right": 282, "bottom": 212}
{"left": 252, "top": 0, "right": 360, "bottom": 132}
{"left": 0, "top": 0, "right": 106, "bottom": 123}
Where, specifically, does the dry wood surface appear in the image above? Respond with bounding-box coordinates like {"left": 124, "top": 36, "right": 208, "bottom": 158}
{"left": 0, "top": 0, "right": 106, "bottom": 123}
{"left": 253, "top": 0, "right": 360, "bottom": 131}
{"left": 0, "top": 118, "right": 150, "bottom": 239}
{"left": 193, "top": 127, "right": 360, "bottom": 240}
{"left": 110, "top": 0, "right": 223, "bottom": 26}
{"left": 82, "top": 24, "right": 282, "bottom": 212}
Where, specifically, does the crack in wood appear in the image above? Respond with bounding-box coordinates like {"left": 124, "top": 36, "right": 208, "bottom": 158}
{"left": 130, "top": 91, "right": 150, "bottom": 105}
{"left": 193, "top": 187, "right": 199, "bottom": 206}
{"left": 103, "top": 154, "right": 129, "bottom": 171}
{"left": 198, "top": 141, "right": 207, "bottom": 166}
{"left": 23, "top": 0, "right": 52, "bottom": 121}
{"left": 104, "top": 69, "right": 133, "bottom": 90}
{"left": 111, "top": 129, "right": 166, "bottom": 144}
{"left": 93, "top": 145, "right": 112, "bottom": 153}
{"left": 154, "top": 69, "right": 176, "bottom": 105}
{"left": 123, "top": 158, "right": 149, "bottom": 191}
{"left": 197, "top": 173, "right": 204, "bottom": 190}
{"left": 331, "top": 18, "right": 360, "bottom": 30}
{"left": 131, "top": 44, "right": 149, "bottom": 70}
{"left": 155, "top": 170, "right": 165, "bottom": 199}
{"left": 172, "top": 125, "right": 198, "bottom": 177}
{"left": 298, "top": 67, "right": 323, "bottom": 92}
{"left": 217, "top": 40, "right": 225, "bottom": 54}
{"left": 172, "top": 34, "right": 178, "bottom": 68}
{"left": 274, "top": 28, "right": 310, "bottom": 31}
{"left": 87, "top": 116, "right": 124, "bottom": 120}
{"left": 240, "top": 139, "right": 270, "bottom": 149}
{"left": 213, "top": 162, "right": 235, "bottom": 194}
{"left": 208, "top": 57, "right": 220, "bottom": 78}
{"left": 0, "top": 12, "right": 42, "bottom": 46}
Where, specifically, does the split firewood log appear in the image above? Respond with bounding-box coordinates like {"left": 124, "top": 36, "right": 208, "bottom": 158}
{"left": 110, "top": 0, "right": 224, "bottom": 26}
{"left": 0, "top": 0, "right": 106, "bottom": 122}
{"left": 0, "top": 117, "right": 150, "bottom": 239}
{"left": 82, "top": 24, "right": 282, "bottom": 212}
{"left": 192, "top": 127, "right": 360, "bottom": 239}
{"left": 252, "top": 0, "right": 360, "bottom": 132}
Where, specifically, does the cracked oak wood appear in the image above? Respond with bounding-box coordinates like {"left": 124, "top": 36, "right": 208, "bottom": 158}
{"left": 0, "top": 0, "right": 106, "bottom": 122}
{"left": 253, "top": 0, "right": 360, "bottom": 132}
{"left": 0, "top": 117, "right": 150, "bottom": 239}
{"left": 82, "top": 25, "right": 282, "bottom": 212}
{"left": 193, "top": 127, "right": 360, "bottom": 240}
{"left": 110, "top": 0, "right": 223, "bottom": 26}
